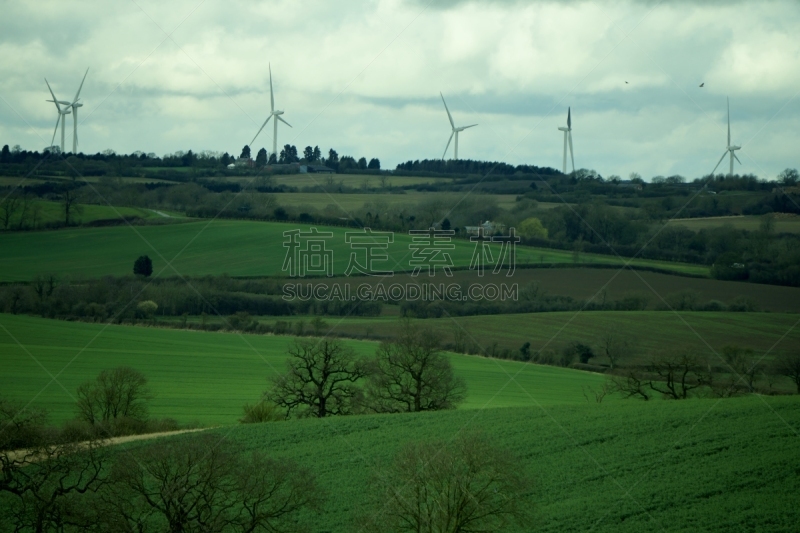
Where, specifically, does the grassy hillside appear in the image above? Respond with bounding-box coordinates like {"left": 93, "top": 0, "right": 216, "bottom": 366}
{"left": 132, "top": 396, "right": 800, "bottom": 532}
{"left": 0, "top": 219, "right": 708, "bottom": 281}
{"left": 0, "top": 314, "right": 608, "bottom": 424}
{"left": 0, "top": 199, "right": 160, "bottom": 228}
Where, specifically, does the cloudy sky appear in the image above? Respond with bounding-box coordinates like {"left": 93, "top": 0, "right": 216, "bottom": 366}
{"left": 1, "top": 0, "right": 798, "bottom": 180}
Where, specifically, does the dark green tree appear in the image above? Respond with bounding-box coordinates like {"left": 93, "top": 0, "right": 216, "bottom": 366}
{"left": 441, "top": 218, "right": 451, "bottom": 231}
{"left": 133, "top": 255, "right": 153, "bottom": 277}
{"left": 358, "top": 157, "right": 367, "bottom": 170}
{"left": 312, "top": 145, "right": 321, "bottom": 162}
{"left": 181, "top": 149, "right": 194, "bottom": 166}
{"left": 221, "top": 152, "right": 230, "bottom": 166}
{"left": 255, "top": 147, "right": 267, "bottom": 167}
{"left": 268, "top": 153, "right": 277, "bottom": 164}
{"left": 303, "top": 146, "right": 314, "bottom": 162}
{"left": 240, "top": 145, "right": 251, "bottom": 159}
{"left": 0, "top": 144, "right": 9, "bottom": 162}
{"left": 368, "top": 157, "right": 380, "bottom": 169}
{"left": 327, "top": 148, "right": 338, "bottom": 165}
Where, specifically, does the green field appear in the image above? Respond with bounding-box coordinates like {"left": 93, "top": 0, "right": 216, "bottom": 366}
{"left": 12, "top": 199, "right": 163, "bottom": 227}
{"left": 269, "top": 311, "right": 800, "bottom": 369}
{"left": 668, "top": 215, "right": 800, "bottom": 234}
{"left": 0, "top": 219, "right": 709, "bottom": 281}
{"left": 134, "top": 395, "right": 800, "bottom": 532}
{"left": 0, "top": 314, "right": 608, "bottom": 424}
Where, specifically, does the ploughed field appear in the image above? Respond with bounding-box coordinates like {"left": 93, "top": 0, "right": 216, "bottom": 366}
{"left": 0, "top": 314, "right": 608, "bottom": 424}
{"left": 0, "top": 219, "right": 709, "bottom": 281}
{"left": 126, "top": 395, "right": 800, "bottom": 532}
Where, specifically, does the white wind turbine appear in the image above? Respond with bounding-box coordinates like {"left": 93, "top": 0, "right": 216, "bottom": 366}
{"left": 440, "top": 93, "right": 477, "bottom": 160}
{"left": 710, "top": 97, "right": 741, "bottom": 177}
{"left": 250, "top": 64, "right": 291, "bottom": 159}
{"left": 45, "top": 78, "right": 71, "bottom": 154}
{"left": 557, "top": 107, "right": 574, "bottom": 174}
{"left": 67, "top": 68, "right": 89, "bottom": 154}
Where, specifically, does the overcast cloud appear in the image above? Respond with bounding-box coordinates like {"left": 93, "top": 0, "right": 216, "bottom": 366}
{"left": 1, "top": 0, "right": 798, "bottom": 179}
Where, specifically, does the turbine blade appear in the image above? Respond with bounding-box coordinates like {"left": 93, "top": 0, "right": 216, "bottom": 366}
{"left": 568, "top": 130, "right": 575, "bottom": 172}
{"left": 51, "top": 115, "right": 60, "bottom": 146}
{"left": 442, "top": 131, "right": 454, "bottom": 160}
{"left": 567, "top": 107, "right": 571, "bottom": 129}
{"left": 250, "top": 115, "right": 272, "bottom": 146}
{"left": 727, "top": 97, "right": 730, "bottom": 147}
{"left": 45, "top": 79, "right": 61, "bottom": 111}
{"left": 463, "top": 124, "right": 478, "bottom": 129}
{"left": 440, "top": 93, "right": 455, "bottom": 129}
{"left": 269, "top": 64, "right": 275, "bottom": 113}
{"left": 278, "top": 116, "right": 292, "bottom": 127}
{"left": 73, "top": 67, "right": 89, "bottom": 104}
{"left": 734, "top": 153, "right": 742, "bottom": 165}
{"left": 710, "top": 151, "right": 727, "bottom": 175}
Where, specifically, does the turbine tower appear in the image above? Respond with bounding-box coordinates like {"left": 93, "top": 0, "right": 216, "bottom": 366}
{"left": 440, "top": 92, "right": 477, "bottom": 160}
{"left": 710, "top": 97, "right": 741, "bottom": 177}
{"left": 45, "top": 79, "right": 71, "bottom": 154}
{"left": 251, "top": 64, "right": 291, "bottom": 159}
{"left": 557, "top": 107, "right": 574, "bottom": 174}
{"left": 68, "top": 68, "right": 89, "bottom": 154}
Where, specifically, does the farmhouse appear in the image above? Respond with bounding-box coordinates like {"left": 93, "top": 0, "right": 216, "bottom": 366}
{"left": 465, "top": 220, "right": 505, "bottom": 235}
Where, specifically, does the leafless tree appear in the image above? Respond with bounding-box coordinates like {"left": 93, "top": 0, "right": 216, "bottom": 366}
{"left": 600, "top": 333, "right": 633, "bottom": 370}
{"left": 775, "top": 352, "right": 800, "bottom": 394}
{"left": 365, "top": 320, "right": 466, "bottom": 413}
{"left": 75, "top": 367, "right": 150, "bottom": 427}
{"left": 1, "top": 397, "right": 108, "bottom": 533}
{"left": 360, "top": 433, "right": 533, "bottom": 533}
{"left": 60, "top": 188, "right": 83, "bottom": 225}
{"left": 102, "top": 435, "right": 320, "bottom": 533}
{"left": 0, "top": 192, "right": 20, "bottom": 229}
{"left": 266, "top": 339, "right": 367, "bottom": 418}
{"left": 722, "top": 345, "right": 763, "bottom": 393}
{"left": 647, "top": 352, "right": 710, "bottom": 400}
{"left": 608, "top": 370, "right": 651, "bottom": 401}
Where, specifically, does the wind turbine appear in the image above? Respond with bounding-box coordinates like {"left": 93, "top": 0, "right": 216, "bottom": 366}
{"left": 67, "top": 68, "right": 89, "bottom": 154}
{"left": 250, "top": 64, "right": 291, "bottom": 159}
{"left": 557, "top": 107, "right": 574, "bottom": 174}
{"left": 440, "top": 92, "right": 477, "bottom": 161}
{"left": 710, "top": 97, "right": 741, "bottom": 177}
{"left": 45, "top": 78, "right": 71, "bottom": 154}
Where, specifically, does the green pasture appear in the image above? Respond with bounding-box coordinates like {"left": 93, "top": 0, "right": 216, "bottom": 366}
{"left": 668, "top": 215, "right": 800, "bottom": 234}
{"left": 0, "top": 219, "right": 708, "bottom": 281}
{"left": 0, "top": 199, "right": 159, "bottom": 228}
{"left": 0, "top": 314, "right": 608, "bottom": 424}
{"left": 152, "top": 396, "right": 800, "bottom": 532}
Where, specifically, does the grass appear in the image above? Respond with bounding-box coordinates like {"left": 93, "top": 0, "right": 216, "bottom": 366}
{"left": 140, "top": 395, "right": 800, "bottom": 532}
{"left": 667, "top": 214, "right": 800, "bottom": 234}
{"left": 0, "top": 314, "right": 608, "bottom": 425}
{"left": 8, "top": 199, "right": 160, "bottom": 227}
{"left": 0, "top": 219, "right": 709, "bottom": 281}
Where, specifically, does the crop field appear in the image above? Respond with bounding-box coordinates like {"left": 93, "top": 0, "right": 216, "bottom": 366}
{"left": 306, "top": 267, "right": 800, "bottom": 313}
{"left": 668, "top": 214, "right": 800, "bottom": 234}
{"left": 272, "top": 311, "right": 800, "bottom": 369}
{"left": 0, "top": 314, "right": 609, "bottom": 424}
{"left": 0, "top": 219, "right": 708, "bottom": 281}
{"left": 140, "top": 396, "right": 800, "bottom": 532}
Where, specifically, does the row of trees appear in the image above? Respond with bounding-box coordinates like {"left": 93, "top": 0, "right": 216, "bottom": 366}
{"left": 262, "top": 320, "right": 466, "bottom": 418}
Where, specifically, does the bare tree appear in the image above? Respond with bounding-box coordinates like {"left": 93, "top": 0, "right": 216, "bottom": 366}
{"left": 75, "top": 367, "right": 150, "bottom": 427}
{"left": 608, "top": 370, "right": 651, "bottom": 401}
{"left": 60, "top": 188, "right": 83, "bottom": 226}
{"left": 365, "top": 320, "right": 466, "bottom": 413}
{"left": 647, "top": 352, "right": 710, "bottom": 400}
{"left": 0, "top": 192, "right": 20, "bottom": 229}
{"left": 722, "top": 345, "right": 763, "bottom": 393}
{"left": 600, "top": 333, "right": 633, "bottom": 369}
{"left": 102, "top": 435, "right": 320, "bottom": 533}
{"left": 360, "top": 433, "right": 533, "bottom": 533}
{"left": 1, "top": 397, "right": 108, "bottom": 533}
{"left": 266, "top": 339, "right": 367, "bottom": 418}
{"left": 776, "top": 352, "right": 800, "bottom": 394}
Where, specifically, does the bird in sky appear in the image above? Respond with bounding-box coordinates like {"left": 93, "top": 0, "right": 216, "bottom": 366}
{"left": 625, "top": 81, "right": 629, "bottom": 84}
{"left": 699, "top": 82, "right": 705, "bottom": 87}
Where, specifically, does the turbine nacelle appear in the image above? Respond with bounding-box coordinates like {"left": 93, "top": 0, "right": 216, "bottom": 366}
{"left": 250, "top": 63, "right": 291, "bottom": 153}
{"left": 440, "top": 92, "right": 477, "bottom": 160}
